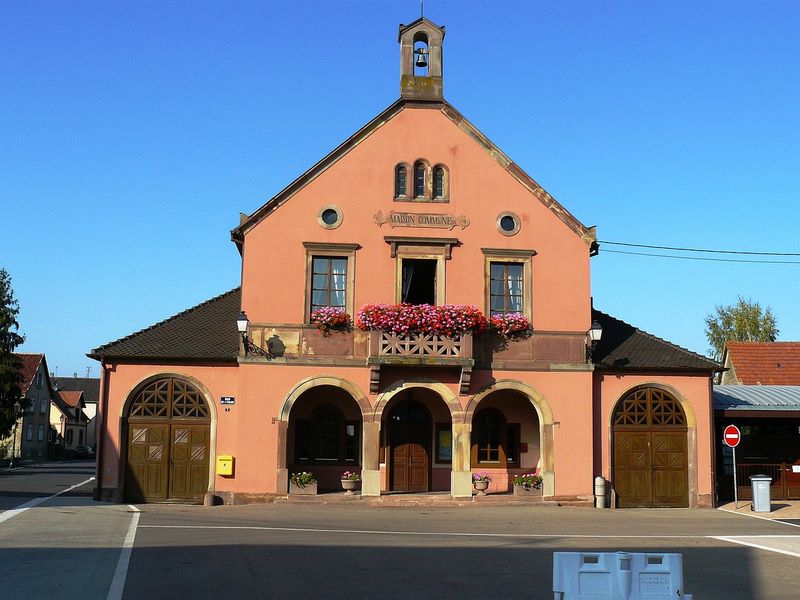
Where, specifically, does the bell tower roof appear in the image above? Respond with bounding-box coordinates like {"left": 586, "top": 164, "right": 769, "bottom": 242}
{"left": 398, "top": 17, "right": 445, "bottom": 101}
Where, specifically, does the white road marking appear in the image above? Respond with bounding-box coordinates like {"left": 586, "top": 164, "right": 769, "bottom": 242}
{"left": 106, "top": 504, "right": 141, "bottom": 600}
{"left": 0, "top": 476, "right": 95, "bottom": 524}
{"left": 137, "top": 524, "right": 799, "bottom": 540}
{"left": 718, "top": 507, "right": 800, "bottom": 529}
{"left": 712, "top": 536, "right": 800, "bottom": 559}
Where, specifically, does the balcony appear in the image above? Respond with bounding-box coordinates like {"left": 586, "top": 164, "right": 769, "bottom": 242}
{"left": 367, "top": 330, "right": 474, "bottom": 394}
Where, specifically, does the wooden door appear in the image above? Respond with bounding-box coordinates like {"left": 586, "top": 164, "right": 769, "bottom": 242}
{"left": 389, "top": 400, "right": 430, "bottom": 492}
{"left": 125, "top": 377, "right": 211, "bottom": 503}
{"left": 169, "top": 425, "right": 210, "bottom": 501}
{"left": 613, "top": 388, "right": 688, "bottom": 508}
{"left": 126, "top": 423, "right": 169, "bottom": 502}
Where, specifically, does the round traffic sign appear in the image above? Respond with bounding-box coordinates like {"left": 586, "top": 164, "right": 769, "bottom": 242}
{"left": 723, "top": 424, "right": 741, "bottom": 448}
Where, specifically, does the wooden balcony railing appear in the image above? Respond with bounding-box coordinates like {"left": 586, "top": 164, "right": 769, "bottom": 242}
{"left": 375, "top": 331, "right": 470, "bottom": 358}
{"left": 367, "top": 330, "right": 473, "bottom": 394}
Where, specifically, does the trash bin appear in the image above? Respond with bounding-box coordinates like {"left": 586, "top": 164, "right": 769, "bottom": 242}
{"left": 552, "top": 552, "right": 692, "bottom": 599}
{"left": 750, "top": 474, "right": 772, "bottom": 513}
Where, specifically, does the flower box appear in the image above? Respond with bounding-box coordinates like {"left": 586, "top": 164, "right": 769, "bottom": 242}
{"left": 289, "top": 481, "right": 318, "bottom": 495}
{"left": 513, "top": 484, "right": 542, "bottom": 497}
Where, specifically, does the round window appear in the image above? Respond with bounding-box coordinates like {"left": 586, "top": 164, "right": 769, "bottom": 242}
{"left": 317, "top": 205, "right": 343, "bottom": 229}
{"left": 496, "top": 212, "right": 520, "bottom": 236}
{"left": 321, "top": 209, "right": 338, "bottom": 225}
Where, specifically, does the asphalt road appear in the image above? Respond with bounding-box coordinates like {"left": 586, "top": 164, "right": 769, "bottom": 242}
{"left": 2, "top": 463, "right": 800, "bottom": 599}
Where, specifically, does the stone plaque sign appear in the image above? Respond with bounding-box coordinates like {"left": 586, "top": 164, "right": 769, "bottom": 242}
{"left": 373, "top": 210, "right": 469, "bottom": 230}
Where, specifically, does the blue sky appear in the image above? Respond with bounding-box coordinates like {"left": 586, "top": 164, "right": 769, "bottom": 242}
{"left": 2, "top": 0, "right": 798, "bottom": 377}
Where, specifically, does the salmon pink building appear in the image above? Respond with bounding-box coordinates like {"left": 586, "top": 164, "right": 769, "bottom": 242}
{"left": 90, "top": 18, "right": 719, "bottom": 508}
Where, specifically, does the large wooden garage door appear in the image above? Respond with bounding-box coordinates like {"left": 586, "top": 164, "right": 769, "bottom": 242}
{"left": 613, "top": 387, "right": 688, "bottom": 508}
{"left": 125, "top": 378, "right": 211, "bottom": 503}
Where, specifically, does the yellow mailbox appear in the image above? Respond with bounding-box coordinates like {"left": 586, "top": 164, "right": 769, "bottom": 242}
{"left": 217, "top": 455, "right": 234, "bottom": 476}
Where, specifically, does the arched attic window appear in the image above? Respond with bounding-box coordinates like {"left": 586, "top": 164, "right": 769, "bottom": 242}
{"left": 433, "top": 165, "right": 447, "bottom": 200}
{"left": 414, "top": 161, "right": 426, "bottom": 198}
{"left": 394, "top": 164, "right": 408, "bottom": 198}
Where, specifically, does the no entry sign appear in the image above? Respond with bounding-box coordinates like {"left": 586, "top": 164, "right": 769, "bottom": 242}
{"left": 723, "top": 424, "right": 741, "bottom": 448}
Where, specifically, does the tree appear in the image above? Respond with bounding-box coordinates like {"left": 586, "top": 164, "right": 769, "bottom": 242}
{"left": 0, "top": 269, "right": 24, "bottom": 437}
{"left": 705, "top": 296, "right": 778, "bottom": 361}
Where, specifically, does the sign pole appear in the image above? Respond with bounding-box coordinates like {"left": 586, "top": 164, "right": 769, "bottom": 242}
{"left": 723, "top": 424, "right": 742, "bottom": 510}
{"left": 732, "top": 445, "right": 738, "bottom": 510}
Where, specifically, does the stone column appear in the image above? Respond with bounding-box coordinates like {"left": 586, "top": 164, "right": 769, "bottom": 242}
{"left": 541, "top": 422, "right": 555, "bottom": 497}
{"left": 361, "top": 421, "right": 381, "bottom": 497}
{"left": 450, "top": 421, "right": 472, "bottom": 498}
{"left": 275, "top": 420, "right": 288, "bottom": 495}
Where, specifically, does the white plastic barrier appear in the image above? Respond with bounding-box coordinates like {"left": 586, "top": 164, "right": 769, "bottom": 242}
{"left": 552, "top": 552, "right": 692, "bottom": 600}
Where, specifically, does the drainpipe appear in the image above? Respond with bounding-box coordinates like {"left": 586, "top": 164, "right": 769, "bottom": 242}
{"left": 93, "top": 360, "right": 109, "bottom": 501}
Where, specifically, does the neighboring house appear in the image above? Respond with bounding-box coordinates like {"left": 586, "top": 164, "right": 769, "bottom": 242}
{"left": 720, "top": 341, "right": 800, "bottom": 385}
{"left": 53, "top": 376, "right": 100, "bottom": 447}
{"left": 89, "top": 17, "right": 719, "bottom": 507}
{"left": 50, "top": 390, "right": 89, "bottom": 457}
{"left": 714, "top": 341, "right": 800, "bottom": 501}
{"left": 12, "top": 353, "right": 53, "bottom": 460}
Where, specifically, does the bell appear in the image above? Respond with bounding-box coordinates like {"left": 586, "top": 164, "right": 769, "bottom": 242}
{"left": 415, "top": 49, "right": 428, "bottom": 68}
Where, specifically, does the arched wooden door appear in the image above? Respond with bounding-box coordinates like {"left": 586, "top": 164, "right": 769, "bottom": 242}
{"left": 612, "top": 387, "right": 688, "bottom": 508}
{"left": 389, "top": 399, "right": 431, "bottom": 492}
{"left": 125, "top": 378, "right": 211, "bottom": 503}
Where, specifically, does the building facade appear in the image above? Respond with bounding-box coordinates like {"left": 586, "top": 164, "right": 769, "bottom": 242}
{"left": 91, "top": 18, "right": 718, "bottom": 507}
{"left": 50, "top": 390, "right": 89, "bottom": 457}
{"left": 54, "top": 376, "right": 100, "bottom": 447}
{"left": 13, "top": 353, "right": 53, "bottom": 460}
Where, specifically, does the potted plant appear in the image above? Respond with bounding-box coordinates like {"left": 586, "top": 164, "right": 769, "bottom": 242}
{"left": 472, "top": 472, "right": 492, "bottom": 495}
{"left": 510, "top": 472, "right": 543, "bottom": 496}
{"left": 289, "top": 471, "right": 318, "bottom": 495}
{"left": 489, "top": 313, "right": 532, "bottom": 339}
{"left": 310, "top": 307, "right": 353, "bottom": 336}
{"left": 341, "top": 470, "right": 361, "bottom": 495}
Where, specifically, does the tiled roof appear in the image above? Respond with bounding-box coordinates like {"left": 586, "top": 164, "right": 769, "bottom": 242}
{"left": 89, "top": 288, "right": 241, "bottom": 362}
{"left": 14, "top": 353, "right": 43, "bottom": 394}
{"left": 724, "top": 342, "right": 800, "bottom": 385}
{"left": 58, "top": 390, "right": 83, "bottom": 408}
{"left": 53, "top": 377, "right": 100, "bottom": 405}
{"left": 592, "top": 309, "right": 719, "bottom": 372}
{"left": 714, "top": 385, "right": 800, "bottom": 411}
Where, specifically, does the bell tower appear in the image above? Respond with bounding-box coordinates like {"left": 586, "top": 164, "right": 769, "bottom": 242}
{"left": 399, "top": 18, "right": 445, "bottom": 101}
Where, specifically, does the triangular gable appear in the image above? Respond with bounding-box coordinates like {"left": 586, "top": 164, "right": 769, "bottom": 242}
{"left": 398, "top": 17, "right": 445, "bottom": 41}
{"left": 15, "top": 353, "right": 43, "bottom": 395}
{"left": 231, "top": 99, "right": 595, "bottom": 247}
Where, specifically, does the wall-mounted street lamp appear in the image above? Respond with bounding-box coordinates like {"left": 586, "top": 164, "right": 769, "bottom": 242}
{"left": 587, "top": 319, "right": 603, "bottom": 362}
{"left": 236, "top": 310, "right": 271, "bottom": 358}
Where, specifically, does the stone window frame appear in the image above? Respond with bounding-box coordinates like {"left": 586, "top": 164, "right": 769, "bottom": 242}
{"left": 393, "top": 159, "right": 450, "bottom": 203}
{"left": 481, "top": 248, "right": 536, "bottom": 322}
{"left": 387, "top": 237, "right": 457, "bottom": 306}
{"left": 302, "top": 242, "right": 359, "bottom": 323}
{"left": 316, "top": 205, "right": 344, "bottom": 230}
{"left": 496, "top": 211, "right": 521, "bottom": 237}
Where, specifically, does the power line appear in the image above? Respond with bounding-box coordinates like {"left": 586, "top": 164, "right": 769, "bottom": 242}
{"left": 599, "top": 240, "right": 800, "bottom": 257}
{"left": 602, "top": 249, "right": 800, "bottom": 265}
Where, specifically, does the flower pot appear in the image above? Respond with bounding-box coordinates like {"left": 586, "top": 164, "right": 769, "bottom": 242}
{"left": 289, "top": 481, "right": 318, "bottom": 495}
{"left": 341, "top": 479, "right": 359, "bottom": 495}
{"left": 513, "top": 484, "right": 542, "bottom": 498}
{"left": 473, "top": 480, "right": 489, "bottom": 495}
